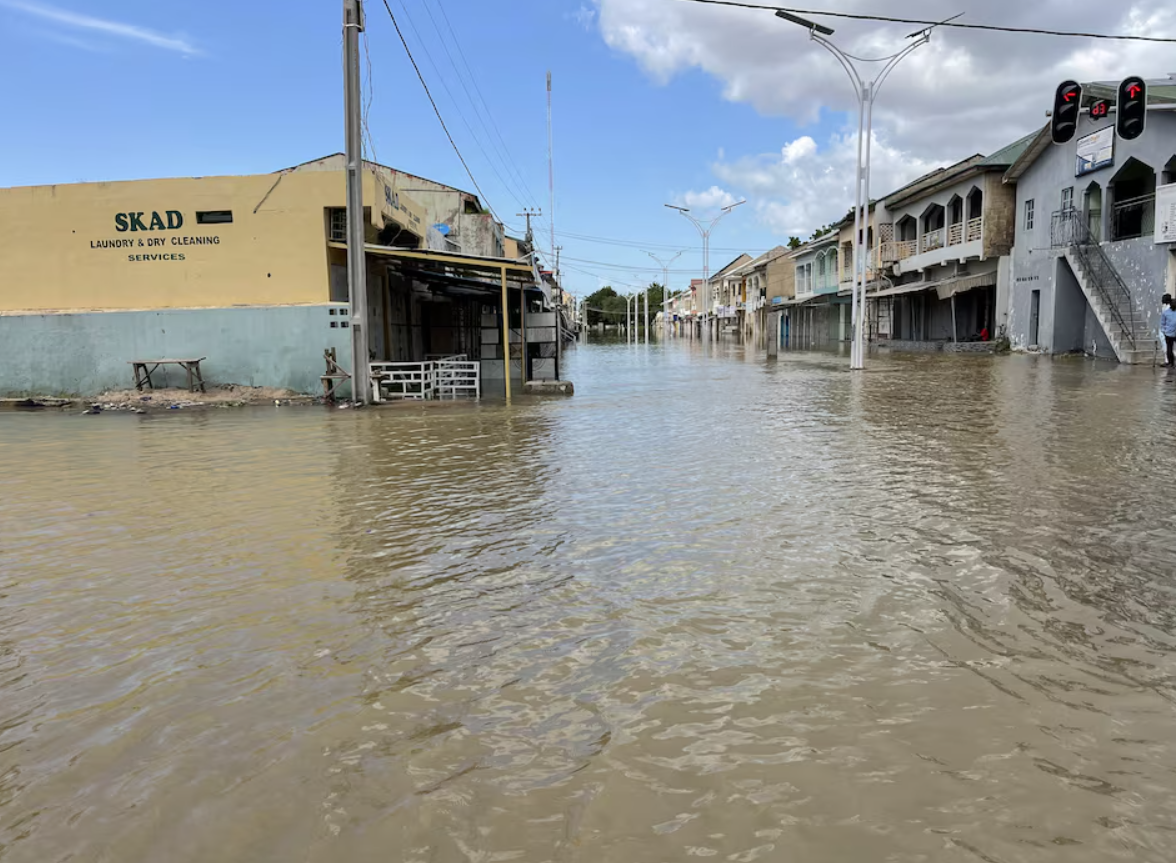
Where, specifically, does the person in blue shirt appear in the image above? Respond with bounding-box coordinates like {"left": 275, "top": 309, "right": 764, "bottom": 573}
{"left": 1161, "top": 295, "right": 1176, "bottom": 367}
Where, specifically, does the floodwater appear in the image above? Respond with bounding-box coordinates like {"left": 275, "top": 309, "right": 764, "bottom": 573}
{"left": 4, "top": 340, "right": 1176, "bottom": 863}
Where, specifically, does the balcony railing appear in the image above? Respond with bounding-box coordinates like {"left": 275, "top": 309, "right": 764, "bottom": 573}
{"left": 947, "top": 222, "right": 964, "bottom": 246}
{"left": 921, "top": 228, "right": 946, "bottom": 252}
{"left": 1111, "top": 194, "right": 1156, "bottom": 241}
{"left": 893, "top": 239, "right": 918, "bottom": 261}
{"left": 966, "top": 217, "right": 983, "bottom": 242}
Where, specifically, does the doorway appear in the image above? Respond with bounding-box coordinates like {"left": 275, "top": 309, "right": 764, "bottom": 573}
{"left": 1029, "top": 289, "right": 1041, "bottom": 347}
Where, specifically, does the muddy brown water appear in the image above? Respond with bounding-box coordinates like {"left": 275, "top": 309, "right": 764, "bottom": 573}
{"left": 3, "top": 340, "right": 1176, "bottom": 862}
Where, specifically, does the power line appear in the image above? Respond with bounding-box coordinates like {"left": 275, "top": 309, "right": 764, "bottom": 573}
{"left": 391, "top": 0, "right": 530, "bottom": 213}
{"left": 433, "top": 0, "right": 546, "bottom": 213}
{"left": 378, "top": 0, "right": 503, "bottom": 223}
{"left": 410, "top": 0, "right": 539, "bottom": 212}
{"left": 673, "top": 0, "right": 1176, "bottom": 43}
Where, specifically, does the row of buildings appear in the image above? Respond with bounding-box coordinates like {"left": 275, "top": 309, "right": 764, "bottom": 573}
{"left": 0, "top": 155, "right": 575, "bottom": 397}
{"left": 667, "top": 76, "right": 1176, "bottom": 364}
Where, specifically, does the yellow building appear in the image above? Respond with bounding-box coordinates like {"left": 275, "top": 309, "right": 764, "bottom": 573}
{"left": 0, "top": 158, "right": 543, "bottom": 396}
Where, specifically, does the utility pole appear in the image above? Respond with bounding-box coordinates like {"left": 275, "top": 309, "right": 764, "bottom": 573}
{"left": 517, "top": 208, "right": 542, "bottom": 247}
{"left": 343, "top": 0, "right": 370, "bottom": 403}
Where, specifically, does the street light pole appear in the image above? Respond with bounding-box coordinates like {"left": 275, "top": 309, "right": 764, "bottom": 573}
{"left": 775, "top": 10, "right": 931, "bottom": 370}
{"left": 665, "top": 201, "right": 745, "bottom": 342}
{"left": 647, "top": 250, "right": 684, "bottom": 339}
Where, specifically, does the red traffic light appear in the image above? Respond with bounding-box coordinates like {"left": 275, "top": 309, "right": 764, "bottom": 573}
{"left": 1117, "top": 76, "right": 1147, "bottom": 141}
{"left": 1051, "top": 80, "right": 1082, "bottom": 144}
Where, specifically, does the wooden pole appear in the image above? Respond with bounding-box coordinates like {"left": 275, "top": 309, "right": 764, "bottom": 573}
{"left": 500, "top": 266, "right": 511, "bottom": 400}
{"left": 951, "top": 293, "right": 958, "bottom": 344}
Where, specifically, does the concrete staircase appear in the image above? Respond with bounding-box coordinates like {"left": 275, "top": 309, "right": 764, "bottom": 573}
{"left": 1062, "top": 249, "right": 1154, "bottom": 365}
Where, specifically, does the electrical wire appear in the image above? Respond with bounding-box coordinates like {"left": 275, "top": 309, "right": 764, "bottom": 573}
{"left": 378, "top": 0, "right": 503, "bottom": 223}
{"left": 432, "top": 0, "right": 547, "bottom": 214}
{"left": 672, "top": 0, "right": 1176, "bottom": 43}
{"left": 410, "top": 0, "right": 540, "bottom": 213}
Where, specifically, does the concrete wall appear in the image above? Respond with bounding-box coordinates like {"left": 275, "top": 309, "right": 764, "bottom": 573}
{"left": 1052, "top": 256, "right": 1087, "bottom": 353}
{"left": 983, "top": 171, "right": 1017, "bottom": 258}
{"left": 0, "top": 169, "right": 429, "bottom": 314}
{"left": 765, "top": 251, "right": 795, "bottom": 303}
{"left": 0, "top": 304, "right": 352, "bottom": 397}
{"left": 1008, "top": 111, "right": 1176, "bottom": 354}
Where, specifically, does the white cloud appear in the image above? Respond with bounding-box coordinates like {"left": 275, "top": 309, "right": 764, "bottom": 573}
{"left": 781, "top": 137, "right": 817, "bottom": 164}
{"left": 593, "top": 0, "right": 1176, "bottom": 237}
{"left": 0, "top": 0, "right": 198, "bottom": 54}
{"left": 680, "top": 185, "right": 738, "bottom": 210}
{"left": 571, "top": 4, "right": 596, "bottom": 30}
{"left": 714, "top": 132, "right": 940, "bottom": 238}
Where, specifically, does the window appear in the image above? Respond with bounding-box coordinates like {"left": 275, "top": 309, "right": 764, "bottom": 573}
{"left": 196, "top": 210, "right": 233, "bottom": 225}
{"left": 1024, "top": 199, "right": 1035, "bottom": 231}
{"left": 1061, "top": 187, "right": 1074, "bottom": 213}
{"left": 329, "top": 208, "right": 347, "bottom": 242}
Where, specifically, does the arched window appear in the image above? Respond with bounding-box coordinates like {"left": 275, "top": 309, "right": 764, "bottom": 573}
{"left": 1109, "top": 157, "right": 1157, "bottom": 240}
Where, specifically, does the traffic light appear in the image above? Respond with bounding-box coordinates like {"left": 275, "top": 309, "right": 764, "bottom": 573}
{"left": 1117, "top": 76, "right": 1147, "bottom": 141}
{"left": 1051, "top": 80, "right": 1082, "bottom": 144}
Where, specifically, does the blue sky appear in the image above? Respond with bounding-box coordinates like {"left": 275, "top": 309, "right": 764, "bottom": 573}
{"left": 1, "top": 0, "right": 1171, "bottom": 299}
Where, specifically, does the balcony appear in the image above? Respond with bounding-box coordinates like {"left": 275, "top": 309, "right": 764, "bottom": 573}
{"left": 893, "top": 239, "right": 918, "bottom": 261}
{"left": 921, "top": 228, "right": 946, "bottom": 253}
{"left": 966, "top": 217, "right": 982, "bottom": 242}
{"left": 1111, "top": 194, "right": 1155, "bottom": 241}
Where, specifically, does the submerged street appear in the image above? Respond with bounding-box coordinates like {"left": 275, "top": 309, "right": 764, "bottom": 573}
{"left": 4, "top": 340, "right": 1176, "bottom": 862}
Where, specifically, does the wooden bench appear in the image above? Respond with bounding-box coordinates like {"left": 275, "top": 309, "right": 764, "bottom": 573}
{"left": 129, "top": 358, "right": 207, "bottom": 393}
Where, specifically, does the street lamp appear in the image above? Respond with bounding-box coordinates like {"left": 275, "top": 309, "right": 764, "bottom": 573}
{"left": 665, "top": 201, "right": 745, "bottom": 341}
{"left": 775, "top": 9, "right": 932, "bottom": 370}
{"left": 647, "top": 250, "right": 685, "bottom": 339}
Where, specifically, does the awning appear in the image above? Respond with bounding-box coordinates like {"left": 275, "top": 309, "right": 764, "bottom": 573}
{"left": 328, "top": 243, "right": 542, "bottom": 301}
{"left": 869, "top": 271, "right": 998, "bottom": 301}
{"left": 871, "top": 281, "right": 935, "bottom": 299}
{"left": 935, "top": 271, "right": 998, "bottom": 301}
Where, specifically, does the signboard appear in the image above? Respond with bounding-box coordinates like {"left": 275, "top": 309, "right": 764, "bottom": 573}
{"left": 1075, "top": 125, "right": 1114, "bottom": 176}
{"left": 1157, "top": 183, "right": 1176, "bottom": 244}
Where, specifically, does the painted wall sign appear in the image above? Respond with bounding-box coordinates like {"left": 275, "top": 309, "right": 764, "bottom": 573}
{"left": 90, "top": 211, "right": 221, "bottom": 262}
{"left": 1075, "top": 126, "right": 1114, "bottom": 177}
{"left": 1156, "top": 183, "right": 1176, "bottom": 245}
{"left": 115, "top": 210, "right": 184, "bottom": 232}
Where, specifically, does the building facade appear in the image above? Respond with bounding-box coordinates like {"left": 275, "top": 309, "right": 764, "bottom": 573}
{"left": 1004, "top": 97, "right": 1176, "bottom": 362}
{"left": 0, "top": 158, "right": 549, "bottom": 397}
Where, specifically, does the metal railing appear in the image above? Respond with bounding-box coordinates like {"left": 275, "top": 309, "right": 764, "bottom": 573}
{"left": 371, "top": 362, "right": 436, "bottom": 401}
{"left": 435, "top": 360, "right": 480, "bottom": 399}
{"left": 1051, "top": 209, "right": 1137, "bottom": 350}
{"left": 1111, "top": 193, "right": 1156, "bottom": 241}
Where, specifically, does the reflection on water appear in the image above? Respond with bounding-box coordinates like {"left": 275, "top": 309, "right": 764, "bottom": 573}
{"left": 4, "top": 341, "right": 1176, "bottom": 862}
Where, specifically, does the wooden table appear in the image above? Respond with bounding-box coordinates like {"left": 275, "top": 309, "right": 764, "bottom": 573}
{"left": 129, "top": 358, "right": 207, "bottom": 393}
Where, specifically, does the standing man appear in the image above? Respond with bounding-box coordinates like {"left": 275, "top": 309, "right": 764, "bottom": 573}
{"left": 1162, "top": 295, "right": 1176, "bottom": 368}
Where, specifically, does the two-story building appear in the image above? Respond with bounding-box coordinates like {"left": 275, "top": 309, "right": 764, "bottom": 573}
{"left": 867, "top": 134, "right": 1029, "bottom": 351}
{"left": 1003, "top": 77, "right": 1176, "bottom": 363}
{"left": 786, "top": 233, "right": 842, "bottom": 347}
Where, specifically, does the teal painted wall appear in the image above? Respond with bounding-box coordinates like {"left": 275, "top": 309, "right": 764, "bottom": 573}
{"left": 0, "top": 305, "right": 353, "bottom": 397}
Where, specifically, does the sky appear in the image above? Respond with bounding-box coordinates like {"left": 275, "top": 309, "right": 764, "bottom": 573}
{"left": 0, "top": 0, "right": 1173, "bottom": 300}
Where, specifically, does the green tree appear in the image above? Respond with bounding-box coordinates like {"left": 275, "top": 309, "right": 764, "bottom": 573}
{"left": 788, "top": 236, "right": 802, "bottom": 249}
{"left": 584, "top": 286, "right": 629, "bottom": 327}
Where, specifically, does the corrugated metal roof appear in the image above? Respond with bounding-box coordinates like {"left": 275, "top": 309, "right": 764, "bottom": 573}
{"left": 979, "top": 131, "right": 1039, "bottom": 168}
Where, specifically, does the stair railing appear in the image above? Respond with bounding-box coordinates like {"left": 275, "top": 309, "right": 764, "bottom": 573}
{"left": 1051, "top": 209, "right": 1137, "bottom": 350}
